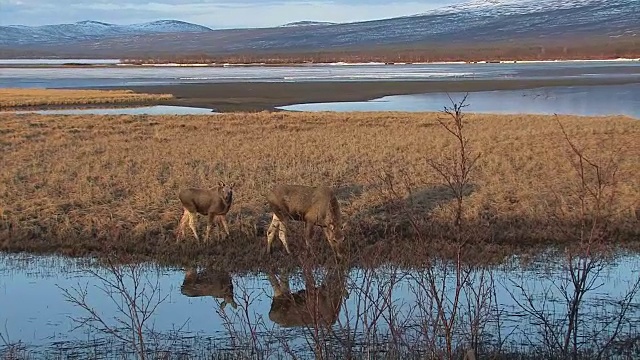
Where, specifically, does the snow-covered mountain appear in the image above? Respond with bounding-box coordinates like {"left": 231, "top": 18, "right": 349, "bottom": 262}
{"left": 421, "top": 0, "right": 604, "bottom": 16}
{"left": 0, "top": 20, "right": 212, "bottom": 45}
{"left": 280, "top": 21, "right": 338, "bottom": 28}
{"left": 1, "top": 0, "right": 637, "bottom": 55}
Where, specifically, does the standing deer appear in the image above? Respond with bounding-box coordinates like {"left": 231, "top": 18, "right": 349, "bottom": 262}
{"left": 181, "top": 267, "right": 237, "bottom": 310}
{"left": 267, "top": 265, "right": 347, "bottom": 328}
{"left": 265, "top": 184, "right": 345, "bottom": 256}
{"left": 177, "top": 181, "right": 234, "bottom": 242}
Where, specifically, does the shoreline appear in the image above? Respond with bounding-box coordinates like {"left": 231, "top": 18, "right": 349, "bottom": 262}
{"left": 117, "top": 77, "right": 640, "bottom": 112}
{"left": 1, "top": 57, "right": 639, "bottom": 68}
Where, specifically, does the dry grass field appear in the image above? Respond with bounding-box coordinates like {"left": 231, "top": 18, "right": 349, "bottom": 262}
{"left": 0, "top": 111, "right": 638, "bottom": 269}
{"left": 0, "top": 88, "right": 173, "bottom": 109}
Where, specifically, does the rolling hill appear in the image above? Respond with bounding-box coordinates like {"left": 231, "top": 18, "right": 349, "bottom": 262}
{"left": 0, "top": 0, "right": 637, "bottom": 58}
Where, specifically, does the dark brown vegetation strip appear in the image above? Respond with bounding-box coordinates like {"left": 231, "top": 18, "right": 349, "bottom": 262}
{"left": 121, "top": 36, "right": 640, "bottom": 64}
{"left": 5, "top": 33, "right": 635, "bottom": 63}
{"left": 0, "top": 112, "right": 638, "bottom": 270}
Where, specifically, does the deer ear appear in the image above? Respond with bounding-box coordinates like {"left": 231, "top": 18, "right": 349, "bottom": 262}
{"left": 218, "top": 181, "right": 225, "bottom": 188}
{"left": 229, "top": 182, "right": 235, "bottom": 189}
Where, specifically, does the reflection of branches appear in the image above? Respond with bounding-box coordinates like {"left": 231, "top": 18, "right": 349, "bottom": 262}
{"left": 506, "top": 277, "right": 572, "bottom": 355}
{"left": 462, "top": 268, "right": 506, "bottom": 356}
{"left": 215, "top": 275, "right": 271, "bottom": 358}
{"left": 0, "top": 320, "right": 26, "bottom": 360}
{"left": 343, "top": 265, "right": 381, "bottom": 356}
{"left": 359, "top": 266, "right": 411, "bottom": 355}
{"left": 506, "top": 257, "right": 640, "bottom": 359}
{"left": 409, "top": 260, "right": 476, "bottom": 359}
{"left": 57, "top": 256, "right": 170, "bottom": 360}
{"left": 0, "top": 321, "right": 9, "bottom": 347}
{"left": 594, "top": 275, "right": 640, "bottom": 358}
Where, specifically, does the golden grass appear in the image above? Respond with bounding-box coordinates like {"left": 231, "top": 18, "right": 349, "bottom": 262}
{"left": 0, "top": 111, "right": 638, "bottom": 267}
{"left": 0, "top": 88, "right": 173, "bottom": 108}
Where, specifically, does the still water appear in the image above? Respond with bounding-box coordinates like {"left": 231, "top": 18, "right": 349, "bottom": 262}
{"left": 0, "top": 59, "right": 121, "bottom": 66}
{"left": 1, "top": 252, "right": 639, "bottom": 358}
{"left": 1, "top": 61, "right": 639, "bottom": 88}
{"left": 280, "top": 83, "right": 640, "bottom": 119}
{"left": 1, "top": 61, "right": 639, "bottom": 118}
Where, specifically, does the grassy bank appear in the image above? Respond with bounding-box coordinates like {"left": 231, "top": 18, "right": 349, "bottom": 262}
{"left": 0, "top": 112, "right": 638, "bottom": 269}
{"left": 0, "top": 88, "right": 173, "bottom": 109}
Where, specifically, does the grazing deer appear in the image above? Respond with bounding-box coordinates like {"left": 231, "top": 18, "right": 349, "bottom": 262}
{"left": 181, "top": 267, "right": 237, "bottom": 310}
{"left": 267, "top": 265, "right": 347, "bottom": 328}
{"left": 265, "top": 184, "right": 345, "bottom": 256}
{"left": 177, "top": 181, "right": 234, "bottom": 242}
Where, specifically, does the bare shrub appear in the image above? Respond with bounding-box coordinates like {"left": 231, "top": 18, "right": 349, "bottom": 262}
{"left": 372, "top": 96, "right": 497, "bottom": 360}
{"left": 427, "top": 94, "right": 480, "bottom": 229}
{"left": 505, "top": 116, "right": 640, "bottom": 360}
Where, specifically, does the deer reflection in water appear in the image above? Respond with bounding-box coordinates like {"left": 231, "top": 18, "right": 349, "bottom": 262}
{"left": 267, "top": 265, "right": 348, "bottom": 328}
{"left": 181, "top": 267, "right": 238, "bottom": 310}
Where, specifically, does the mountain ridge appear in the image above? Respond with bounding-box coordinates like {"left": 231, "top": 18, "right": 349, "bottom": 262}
{"left": 0, "top": 0, "right": 637, "bottom": 57}
{"left": 280, "top": 21, "right": 338, "bottom": 27}
{"left": 0, "top": 20, "right": 213, "bottom": 45}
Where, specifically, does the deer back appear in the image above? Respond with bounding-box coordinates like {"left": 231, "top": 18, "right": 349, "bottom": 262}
{"left": 267, "top": 185, "right": 340, "bottom": 226}
{"left": 307, "top": 187, "right": 342, "bottom": 227}
{"left": 179, "top": 188, "right": 229, "bottom": 215}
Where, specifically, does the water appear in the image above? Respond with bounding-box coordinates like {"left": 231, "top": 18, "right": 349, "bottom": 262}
{"left": 1, "top": 61, "right": 639, "bottom": 88}
{"left": 2, "top": 60, "right": 638, "bottom": 118}
{"left": 280, "top": 83, "right": 640, "bottom": 119}
{"left": 3, "top": 105, "right": 217, "bottom": 115}
{"left": 2, "top": 253, "right": 639, "bottom": 358}
{"left": 0, "top": 59, "right": 121, "bottom": 66}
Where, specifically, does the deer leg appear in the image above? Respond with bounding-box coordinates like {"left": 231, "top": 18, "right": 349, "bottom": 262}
{"left": 304, "top": 222, "right": 314, "bottom": 248}
{"left": 212, "top": 215, "right": 222, "bottom": 241}
{"left": 324, "top": 228, "right": 344, "bottom": 259}
{"left": 177, "top": 209, "right": 189, "bottom": 242}
{"left": 188, "top": 211, "right": 199, "bottom": 242}
{"left": 323, "top": 228, "right": 334, "bottom": 246}
{"left": 218, "top": 215, "right": 230, "bottom": 238}
{"left": 277, "top": 217, "right": 292, "bottom": 254}
{"left": 266, "top": 214, "right": 280, "bottom": 254}
{"left": 205, "top": 213, "right": 214, "bottom": 242}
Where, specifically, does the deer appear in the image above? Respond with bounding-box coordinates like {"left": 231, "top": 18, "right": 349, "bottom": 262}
{"left": 177, "top": 181, "right": 234, "bottom": 243}
{"left": 180, "top": 267, "right": 237, "bottom": 310}
{"left": 267, "top": 265, "right": 347, "bottom": 328}
{"left": 265, "top": 184, "right": 345, "bottom": 256}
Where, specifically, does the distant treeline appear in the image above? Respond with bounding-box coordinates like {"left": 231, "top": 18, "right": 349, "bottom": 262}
{"left": 1, "top": 36, "right": 637, "bottom": 63}
{"left": 119, "top": 37, "right": 640, "bottom": 65}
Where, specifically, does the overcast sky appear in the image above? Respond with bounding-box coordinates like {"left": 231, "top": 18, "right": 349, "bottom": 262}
{"left": 0, "top": 0, "right": 468, "bottom": 28}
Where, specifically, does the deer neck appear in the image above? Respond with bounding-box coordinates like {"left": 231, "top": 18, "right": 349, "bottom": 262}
{"left": 222, "top": 192, "right": 232, "bottom": 209}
